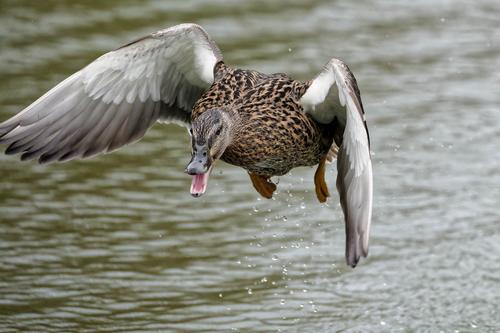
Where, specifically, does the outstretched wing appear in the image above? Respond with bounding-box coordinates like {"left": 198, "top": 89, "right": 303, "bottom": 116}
{"left": 0, "top": 23, "right": 222, "bottom": 163}
{"left": 300, "top": 58, "right": 373, "bottom": 267}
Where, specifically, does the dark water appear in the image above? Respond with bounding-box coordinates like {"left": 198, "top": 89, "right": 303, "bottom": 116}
{"left": 0, "top": 1, "right": 499, "bottom": 332}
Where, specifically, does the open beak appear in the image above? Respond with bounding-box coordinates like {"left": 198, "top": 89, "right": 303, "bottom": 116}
{"left": 185, "top": 149, "right": 213, "bottom": 197}
{"left": 188, "top": 165, "right": 213, "bottom": 197}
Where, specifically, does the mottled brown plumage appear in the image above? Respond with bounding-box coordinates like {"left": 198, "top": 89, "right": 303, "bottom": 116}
{"left": 190, "top": 62, "right": 337, "bottom": 200}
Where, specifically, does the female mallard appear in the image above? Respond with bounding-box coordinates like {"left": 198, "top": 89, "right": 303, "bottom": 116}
{"left": 0, "top": 24, "right": 372, "bottom": 267}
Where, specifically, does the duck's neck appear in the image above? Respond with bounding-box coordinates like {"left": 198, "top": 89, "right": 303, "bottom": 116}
{"left": 221, "top": 106, "right": 240, "bottom": 142}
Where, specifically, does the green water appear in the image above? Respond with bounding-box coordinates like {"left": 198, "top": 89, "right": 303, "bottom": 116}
{"left": 0, "top": 1, "right": 499, "bottom": 332}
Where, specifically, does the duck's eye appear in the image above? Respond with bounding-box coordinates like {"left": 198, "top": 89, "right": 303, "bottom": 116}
{"left": 215, "top": 127, "right": 222, "bottom": 136}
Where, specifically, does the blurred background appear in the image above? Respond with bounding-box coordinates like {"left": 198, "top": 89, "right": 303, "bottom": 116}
{"left": 0, "top": 0, "right": 499, "bottom": 332}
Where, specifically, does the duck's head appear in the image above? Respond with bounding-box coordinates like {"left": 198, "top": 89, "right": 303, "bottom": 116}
{"left": 185, "top": 108, "right": 235, "bottom": 197}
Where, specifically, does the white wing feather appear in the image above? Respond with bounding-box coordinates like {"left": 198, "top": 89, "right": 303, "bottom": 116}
{"left": 300, "top": 58, "right": 372, "bottom": 267}
{"left": 0, "top": 23, "right": 222, "bottom": 163}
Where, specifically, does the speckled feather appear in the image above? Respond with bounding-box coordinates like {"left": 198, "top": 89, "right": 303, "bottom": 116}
{"left": 193, "top": 62, "right": 337, "bottom": 176}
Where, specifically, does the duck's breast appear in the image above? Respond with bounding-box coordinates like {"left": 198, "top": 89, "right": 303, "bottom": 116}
{"left": 223, "top": 80, "right": 333, "bottom": 176}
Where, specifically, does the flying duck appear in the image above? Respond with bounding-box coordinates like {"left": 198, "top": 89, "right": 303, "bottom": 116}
{"left": 0, "top": 23, "right": 373, "bottom": 267}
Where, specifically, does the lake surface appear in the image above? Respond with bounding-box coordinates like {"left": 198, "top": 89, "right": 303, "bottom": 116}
{"left": 0, "top": 1, "right": 499, "bottom": 332}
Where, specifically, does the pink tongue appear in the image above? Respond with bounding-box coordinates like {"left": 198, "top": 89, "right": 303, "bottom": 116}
{"left": 190, "top": 173, "right": 210, "bottom": 197}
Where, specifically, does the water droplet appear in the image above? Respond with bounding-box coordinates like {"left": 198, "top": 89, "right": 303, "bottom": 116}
{"left": 261, "top": 277, "right": 267, "bottom": 283}
{"left": 219, "top": 293, "right": 223, "bottom": 298}
{"left": 247, "top": 288, "right": 253, "bottom": 295}
{"left": 272, "top": 255, "right": 279, "bottom": 261}
{"left": 280, "top": 299, "right": 285, "bottom": 305}
{"left": 288, "top": 48, "right": 292, "bottom": 52}
{"left": 380, "top": 321, "right": 386, "bottom": 326}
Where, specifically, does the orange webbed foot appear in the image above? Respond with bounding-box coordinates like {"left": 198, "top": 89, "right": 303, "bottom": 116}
{"left": 314, "top": 156, "right": 330, "bottom": 203}
{"left": 249, "top": 173, "right": 276, "bottom": 199}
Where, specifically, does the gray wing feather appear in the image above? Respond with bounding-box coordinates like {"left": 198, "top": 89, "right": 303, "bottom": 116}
{"left": 0, "top": 23, "right": 222, "bottom": 163}
{"left": 300, "top": 58, "right": 373, "bottom": 267}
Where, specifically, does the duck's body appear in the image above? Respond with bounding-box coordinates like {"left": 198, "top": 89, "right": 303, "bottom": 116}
{"left": 194, "top": 63, "right": 333, "bottom": 177}
{"left": 0, "top": 23, "right": 372, "bottom": 267}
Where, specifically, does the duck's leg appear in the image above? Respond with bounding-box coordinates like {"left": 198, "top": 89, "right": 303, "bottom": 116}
{"left": 314, "top": 156, "right": 330, "bottom": 203}
{"left": 248, "top": 172, "right": 276, "bottom": 199}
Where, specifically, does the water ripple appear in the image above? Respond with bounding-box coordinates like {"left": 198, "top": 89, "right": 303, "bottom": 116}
{"left": 1, "top": 0, "right": 500, "bottom": 332}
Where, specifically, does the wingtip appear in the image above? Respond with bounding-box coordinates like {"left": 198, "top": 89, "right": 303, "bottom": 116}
{"left": 347, "top": 257, "right": 359, "bottom": 268}
{"left": 346, "top": 252, "right": 368, "bottom": 268}
{"left": 346, "top": 250, "right": 361, "bottom": 268}
{"left": 345, "top": 237, "right": 369, "bottom": 268}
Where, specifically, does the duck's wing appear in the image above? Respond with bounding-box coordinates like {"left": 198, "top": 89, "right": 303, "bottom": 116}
{"left": 0, "top": 23, "right": 222, "bottom": 163}
{"left": 299, "top": 58, "right": 372, "bottom": 267}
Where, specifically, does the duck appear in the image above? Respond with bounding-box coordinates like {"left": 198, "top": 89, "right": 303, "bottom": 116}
{"left": 0, "top": 23, "right": 373, "bottom": 267}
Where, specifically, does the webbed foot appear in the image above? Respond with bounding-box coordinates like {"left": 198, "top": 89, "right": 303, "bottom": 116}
{"left": 314, "top": 156, "right": 330, "bottom": 203}
{"left": 249, "top": 172, "right": 276, "bottom": 199}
